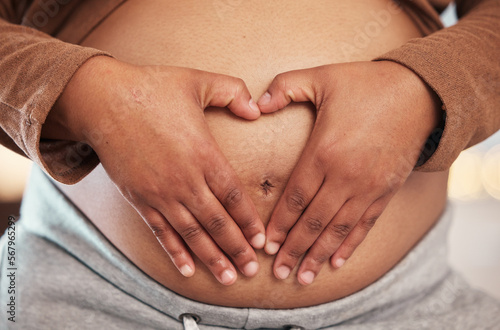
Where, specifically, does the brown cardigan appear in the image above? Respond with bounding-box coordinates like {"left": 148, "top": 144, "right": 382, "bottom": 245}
{"left": 1, "top": 0, "right": 499, "bottom": 184}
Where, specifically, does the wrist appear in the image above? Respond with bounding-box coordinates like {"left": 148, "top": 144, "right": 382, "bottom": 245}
{"left": 42, "top": 55, "right": 120, "bottom": 143}
{"left": 382, "top": 60, "right": 442, "bottom": 137}
{"left": 378, "top": 60, "right": 444, "bottom": 165}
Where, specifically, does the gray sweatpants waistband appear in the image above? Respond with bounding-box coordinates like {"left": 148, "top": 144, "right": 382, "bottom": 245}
{"left": 1, "top": 166, "right": 499, "bottom": 329}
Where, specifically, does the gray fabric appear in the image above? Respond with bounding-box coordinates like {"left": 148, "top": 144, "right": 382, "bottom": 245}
{"left": 1, "top": 166, "right": 499, "bottom": 330}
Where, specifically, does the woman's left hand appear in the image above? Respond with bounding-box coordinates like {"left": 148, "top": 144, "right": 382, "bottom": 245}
{"left": 257, "top": 61, "right": 441, "bottom": 285}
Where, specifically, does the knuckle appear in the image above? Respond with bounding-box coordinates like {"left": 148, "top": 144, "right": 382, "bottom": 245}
{"left": 342, "top": 163, "right": 363, "bottom": 183}
{"left": 237, "top": 215, "right": 259, "bottom": 232}
{"left": 285, "top": 188, "right": 309, "bottom": 214}
{"left": 180, "top": 224, "right": 204, "bottom": 242}
{"left": 222, "top": 186, "right": 243, "bottom": 208}
{"left": 167, "top": 247, "right": 184, "bottom": 260}
{"left": 341, "top": 239, "right": 359, "bottom": 251}
{"left": 275, "top": 221, "right": 291, "bottom": 236}
{"left": 274, "top": 73, "right": 287, "bottom": 90}
{"left": 286, "top": 247, "right": 304, "bottom": 260}
{"left": 314, "top": 153, "right": 328, "bottom": 170}
{"left": 233, "top": 77, "right": 246, "bottom": 92}
{"left": 360, "top": 216, "right": 378, "bottom": 231}
{"left": 188, "top": 185, "right": 202, "bottom": 199}
{"left": 229, "top": 245, "right": 249, "bottom": 260}
{"left": 311, "top": 253, "right": 330, "bottom": 265}
{"left": 223, "top": 76, "right": 245, "bottom": 98}
{"left": 303, "top": 216, "right": 326, "bottom": 235}
{"left": 150, "top": 224, "right": 168, "bottom": 240}
{"left": 273, "top": 73, "right": 293, "bottom": 104}
{"left": 207, "top": 255, "right": 224, "bottom": 268}
{"left": 205, "top": 214, "right": 229, "bottom": 236}
{"left": 362, "top": 203, "right": 385, "bottom": 224}
{"left": 367, "top": 173, "right": 386, "bottom": 191}
{"left": 329, "top": 223, "right": 352, "bottom": 240}
{"left": 191, "top": 188, "right": 209, "bottom": 207}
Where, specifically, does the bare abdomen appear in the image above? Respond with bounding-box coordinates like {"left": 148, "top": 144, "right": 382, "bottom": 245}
{"left": 57, "top": 0, "right": 448, "bottom": 308}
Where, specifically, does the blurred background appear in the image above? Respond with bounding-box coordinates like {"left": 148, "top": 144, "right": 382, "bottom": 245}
{"left": 440, "top": 4, "right": 500, "bottom": 300}
{"left": 0, "top": 3, "right": 498, "bottom": 300}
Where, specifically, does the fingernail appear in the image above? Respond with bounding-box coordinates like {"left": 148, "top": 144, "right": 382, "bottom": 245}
{"left": 220, "top": 269, "right": 236, "bottom": 285}
{"left": 249, "top": 99, "right": 260, "bottom": 113}
{"left": 276, "top": 265, "right": 291, "bottom": 280}
{"left": 299, "top": 271, "right": 315, "bottom": 285}
{"left": 179, "top": 264, "right": 194, "bottom": 277}
{"left": 243, "top": 261, "right": 259, "bottom": 277}
{"left": 334, "top": 258, "right": 345, "bottom": 268}
{"left": 258, "top": 92, "right": 271, "bottom": 106}
{"left": 265, "top": 241, "right": 280, "bottom": 255}
{"left": 251, "top": 233, "right": 266, "bottom": 249}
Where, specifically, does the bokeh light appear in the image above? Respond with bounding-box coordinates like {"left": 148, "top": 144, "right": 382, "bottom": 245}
{"left": 448, "top": 150, "right": 486, "bottom": 200}
{"left": 482, "top": 145, "right": 500, "bottom": 200}
{"left": 0, "top": 145, "right": 32, "bottom": 202}
{"left": 448, "top": 142, "right": 500, "bottom": 202}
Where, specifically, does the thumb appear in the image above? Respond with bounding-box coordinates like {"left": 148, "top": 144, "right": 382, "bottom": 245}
{"left": 202, "top": 73, "right": 261, "bottom": 120}
{"left": 257, "top": 68, "right": 318, "bottom": 113}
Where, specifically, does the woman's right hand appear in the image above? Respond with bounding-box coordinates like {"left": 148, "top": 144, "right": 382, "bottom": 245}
{"left": 46, "top": 56, "right": 266, "bottom": 285}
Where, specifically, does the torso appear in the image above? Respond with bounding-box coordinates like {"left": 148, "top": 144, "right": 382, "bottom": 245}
{"left": 56, "top": 0, "right": 448, "bottom": 308}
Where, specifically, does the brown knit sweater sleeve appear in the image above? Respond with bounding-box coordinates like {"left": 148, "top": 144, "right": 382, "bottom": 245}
{"left": 0, "top": 1, "right": 110, "bottom": 184}
{"left": 376, "top": 0, "right": 500, "bottom": 172}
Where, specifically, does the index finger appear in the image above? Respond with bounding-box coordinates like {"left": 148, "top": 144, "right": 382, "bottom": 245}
{"left": 264, "top": 151, "right": 325, "bottom": 255}
{"left": 205, "top": 160, "right": 266, "bottom": 250}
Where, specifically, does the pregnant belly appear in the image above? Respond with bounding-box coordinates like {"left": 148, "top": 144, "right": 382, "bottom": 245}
{"left": 57, "top": 0, "right": 449, "bottom": 308}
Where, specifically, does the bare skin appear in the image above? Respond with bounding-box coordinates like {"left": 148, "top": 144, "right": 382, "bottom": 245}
{"left": 258, "top": 61, "right": 441, "bottom": 284}
{"left": 44, "top": 59, "right": 267, "bottom": 285}
{"left": 44, "top": 0, "right": 449, "bottom": 307}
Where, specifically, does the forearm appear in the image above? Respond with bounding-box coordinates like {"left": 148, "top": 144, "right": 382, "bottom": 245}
{"left": 42, "top": 56, "right": 118, "bottom": 143}
{"left": 0, "top": 11, "right": 111, "bottom": 183}
{"left": 375, "top": 0, "right": 500, "bottom": 171}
